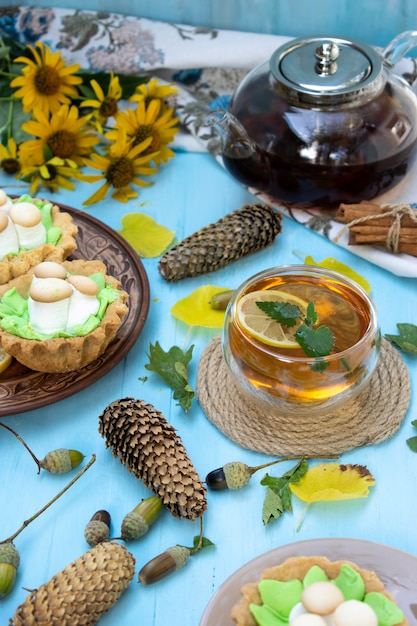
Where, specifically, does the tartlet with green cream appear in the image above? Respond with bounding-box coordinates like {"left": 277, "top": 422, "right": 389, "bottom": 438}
{"left": 0, "top": 192, "right": 77, "bottom": 285}
{"left": 0, "top": 259, "right": 128, "bottom": 373}
{"left": 231, "top": 555, "right": 407, "bottom": 626}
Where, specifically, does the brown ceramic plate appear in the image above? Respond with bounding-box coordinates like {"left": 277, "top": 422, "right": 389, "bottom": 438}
{"left": 199, "top": 538, "right": 417, "bottom": 625}
{"left": 0, "top": 203, "right": 149, "bottom": 416}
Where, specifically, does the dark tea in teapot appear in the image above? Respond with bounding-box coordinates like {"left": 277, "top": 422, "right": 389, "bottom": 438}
{"left": 215, "top": 34, "right": 417, "bottom": 208}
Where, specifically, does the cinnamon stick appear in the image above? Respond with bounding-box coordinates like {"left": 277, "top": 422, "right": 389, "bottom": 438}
{"left": 334, "top": 200, "right": 417, "bottom": 257}
{"left": 337, "top": 202, "right": 417, "bottom": 228}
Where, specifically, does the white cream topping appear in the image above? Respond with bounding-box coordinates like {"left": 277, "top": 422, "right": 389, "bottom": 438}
{"left": 0, "top": 215, "right": 19, "bottom": 260}
{"left": 289, "top": 599, "right": 378, "bottom": 626}
{"left": 13, "top": 221, "right": 47, "bottom": 249}
{"left": 28, "top": 297, "right": 71, "bottom": 334}
{"left": 28, "top": 278, "right": 73, "bottom": 334}
{"left": 66, "top": 289, "right": 100, "bottom": 332}
{"left": 0, "top": 190, "right": 13, "bottom": 214}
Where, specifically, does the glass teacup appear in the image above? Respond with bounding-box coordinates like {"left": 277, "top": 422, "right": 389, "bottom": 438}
{"left": 222, "top": 265, "right": 381, "bottom": 416}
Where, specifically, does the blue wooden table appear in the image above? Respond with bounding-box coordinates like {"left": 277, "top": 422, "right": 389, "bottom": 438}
{"left": 0, "top": 150, "right": 416, "bottom": 625}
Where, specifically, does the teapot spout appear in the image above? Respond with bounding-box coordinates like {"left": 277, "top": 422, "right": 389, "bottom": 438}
{"left": 206, "top": 109, "right": 271, "bottom": 190}
{"left": 382, "top": 30, "right": 417, "bottom": 67}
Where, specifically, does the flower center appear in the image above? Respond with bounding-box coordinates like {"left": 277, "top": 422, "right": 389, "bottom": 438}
{"left": 133, "top": 127, "right": 161, "bottom": 153}
{"left": 106, "top": 156, "right": 134, "bottom": 188}
{"left": 34, "top": 66, "right": 62, "bottom": 96}
{"left": 1, "top": 158, "right": 21, "bottom": 175}
{"left": 42, "top": 163, "right": 58, "bottom": 180}
{"left": 47, "top": 131, "right": 77, "bottom": 158}
{"left": 100, "top": 97, "right": 118, "bottom": 119}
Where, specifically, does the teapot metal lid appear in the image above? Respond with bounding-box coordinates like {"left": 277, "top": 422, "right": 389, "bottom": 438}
{"left": 270, "top": 35, "right": 385, "bottom": 105}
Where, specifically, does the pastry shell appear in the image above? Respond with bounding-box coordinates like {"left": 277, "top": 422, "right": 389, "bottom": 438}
{"left": 0, "top": 201, "right": 78, "bottom": 285}
{"left": 0, "top": 259, "right": 128, "bottom": 373}
{"left": 231, "top": 555, "right": 408, "bottom": 626}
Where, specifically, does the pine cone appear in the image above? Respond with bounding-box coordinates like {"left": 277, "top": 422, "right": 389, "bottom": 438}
{"left": 158, "top": 202, "right": 282, "bottom": 281}
{"left": 10, "top": 542, "right": 135, "bottom": 626}
{"left": 98, "top": 397, "right": 207, "bottom": 521}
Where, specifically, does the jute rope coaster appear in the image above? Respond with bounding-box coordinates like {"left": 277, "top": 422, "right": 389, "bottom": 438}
{"left": 196, "top": 336, "right": 411, "bottom": 456}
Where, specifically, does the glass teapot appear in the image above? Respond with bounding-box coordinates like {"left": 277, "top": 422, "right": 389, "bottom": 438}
{"left": 209, "top": 32, "right": 417, "bottom": 208}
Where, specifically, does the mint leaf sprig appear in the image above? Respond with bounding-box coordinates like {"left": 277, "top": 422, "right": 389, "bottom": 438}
{"left": 256, "top": 300, "right": 335, "bottom": 372}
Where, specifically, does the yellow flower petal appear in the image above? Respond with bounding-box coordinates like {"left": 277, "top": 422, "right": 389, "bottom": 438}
{"left": 289, "top": 463, "right": 375, "bottom": 503}
{"left": 170, "top": 286, "right": 231, "bottom": 329}
{"left": 118, "top": 213, "right": 175, "bottom": 257}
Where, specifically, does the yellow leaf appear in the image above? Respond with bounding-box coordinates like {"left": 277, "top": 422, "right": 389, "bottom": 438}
{"left": 170, "top": 285, "right": 230, "bottom": 328}
{"left": 289, "top": 463, "right": 375, "bottom": 503}
{"left": 303, "top": 255, "right": 371, "bottom": 294}
{"left": 118, "top": 213, "right": 175, "bottom": 257}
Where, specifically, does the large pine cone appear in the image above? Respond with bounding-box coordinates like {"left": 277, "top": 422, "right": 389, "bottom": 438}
{"left": 10, "top": 542, "right": 134, "bottom": 626}
{"left": 158, "top": 203, "right": 282, "bottom": 281}
{"left": 98, "top": 397, "right": 207, "bottom": 521}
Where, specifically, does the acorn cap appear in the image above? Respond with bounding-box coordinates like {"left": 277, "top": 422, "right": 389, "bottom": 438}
{"left": 30, "top": 277, "right": 73, "bottom": 303}
{"left": 33, "top": 261, "right": 67, "bottom": 280}
{"left": 67, "top": 275, "right": 100, "bottom": 296}
{"left": 9, "top": 202, "right": 42, "bottom": 227}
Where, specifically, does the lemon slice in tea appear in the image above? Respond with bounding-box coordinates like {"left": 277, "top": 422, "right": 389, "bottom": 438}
{"left": 0, "top": 347, "right": 12, "bottom": 373}
{"left": 236, "top": 289, "right": 309, "bottom": 348}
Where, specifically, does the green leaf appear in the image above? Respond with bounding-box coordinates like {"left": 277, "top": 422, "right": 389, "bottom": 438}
{"left": 411, "top": 420, "right": 417, "bottom": 428}
{"left": 385, "top": 323, "right": 417, "bottom": 354}
{"left": 145, "top": 342, "right": 195, "bottom": 412}
{"left": 262, "top": 487, "right": 284, "bottom": 524}
{"left": 192, "top": 536, "right": 215, "bottom": 550}
{"left": 256, "top": 301, "right": 302, "bottom": 327}
{"left": 305, "top": 301, "right": 318, "bottom": 327}
{"left": 296, "top": 324, "right": 335, "bottom": 358}
{"left": 260, "top": 459, "right": 309, "bottom": 525}
{"left": 406, "top": 436, "right": 417, "bottom": 452}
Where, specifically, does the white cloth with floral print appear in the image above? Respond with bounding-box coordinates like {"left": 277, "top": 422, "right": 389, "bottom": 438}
{"left": 2, "top": 5, "right": 417, "bottom": 276}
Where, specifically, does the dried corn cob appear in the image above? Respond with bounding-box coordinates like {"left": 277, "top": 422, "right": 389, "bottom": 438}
{"left": 158, "top": 202, "right": 282, "bottom": 281}
{"left": 9, "top": 541, "right": 135, "bottom": 626}
{"left": 98, "top": 397, "right": 207, "bottom": 521}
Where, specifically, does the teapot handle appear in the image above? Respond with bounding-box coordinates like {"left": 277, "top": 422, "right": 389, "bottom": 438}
{"left": 382, "top": 30, "right": 417, "bottom": 67}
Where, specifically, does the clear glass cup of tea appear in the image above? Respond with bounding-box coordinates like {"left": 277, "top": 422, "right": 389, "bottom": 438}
{"left": 222, "top": 265, "right": 381, "bottom": 416}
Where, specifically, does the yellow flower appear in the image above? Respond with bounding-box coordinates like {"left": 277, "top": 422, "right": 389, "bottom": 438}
{"left": 10, "top": 42, "right": 82, "bottom": 116}
{"left": 80, "top": 71, "right": 123, "bottom": 133}
{"left": 19, "top": 105, "right": 99, "bottom": 168}
{"left": 19, "top": 156, "right": 82, "bottom": 195}
{"left": 82, "top": 128, "right": 158, "bottom": 205}
{"left": 107, "top": 99, "right": 179, "bottom": 165}
{"left": 129, "top": 78, "right": 178, "bottom": 109}
{"left": 0, "top": 138, "right": 21, "bottom": 175}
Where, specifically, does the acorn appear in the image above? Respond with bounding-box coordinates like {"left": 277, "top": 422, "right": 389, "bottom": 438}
{"left": 39, "top": 448, "right": 85, "bottom": 474}
{"left": 138, "top": 545, "right": 191, "bottom": 585}
{"left": 206, "top": 461, "right": 254, "bottom": 490}
{"left": 208, "top": 289, "right": 236, "bottom": 310}
{"left": 206, "top": 458, "right": 305, "bottom": 490}
{"left": 84, "top": 510, "right": 111, "bottom": 547}
{"left": 0, "top": 542, "right": 20, "bottom": 598}
{"left": 121, "top": 496, "right": 163, "bottom": 541}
